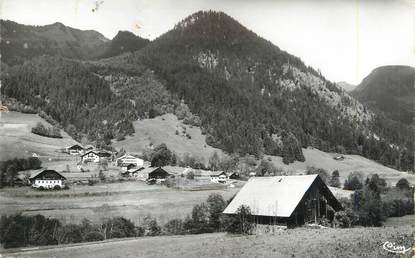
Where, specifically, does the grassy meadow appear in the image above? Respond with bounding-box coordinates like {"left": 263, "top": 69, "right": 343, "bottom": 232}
{"left": 0, "top": 181, "right": 239, "bottom": 225}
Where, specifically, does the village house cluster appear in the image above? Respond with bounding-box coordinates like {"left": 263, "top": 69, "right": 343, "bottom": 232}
{"left": 30, "top": 144, "right": 242, "bottom": 189}
{"left": 28, "top": 144, "right": 345, "bottom": 228}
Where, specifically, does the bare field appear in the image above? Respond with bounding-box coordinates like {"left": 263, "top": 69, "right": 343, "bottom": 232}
{"left": 2, "top": 219, "right": 414, "bottom": 258}
{"left": 0, "top": 181, "right": 239, "bottom": 225}
{"left": 0, "top": 111, "right": 79, "bottom": 161}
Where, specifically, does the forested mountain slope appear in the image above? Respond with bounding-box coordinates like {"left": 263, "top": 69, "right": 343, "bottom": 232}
{"left": 97, "top": 11, "right": 413, "bottom": 170}
{"left": 1, "top": 12, "right": 413, "bottom": 171}
{"left": 2, "top": 56, "right": 136, "bottom": 145}
{"left": 97, "top": 31, "right": 150, "bottom": 59}
{"left": 0, "top": 20, "right": 149, "bottom": 65}
{"left": 352, "top": 66, "right": 414, "bottom": 125}
{"left": 0, "top": 20, "right": 108, "bottom": 65}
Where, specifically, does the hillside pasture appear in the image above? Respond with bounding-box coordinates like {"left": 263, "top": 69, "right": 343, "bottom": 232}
{"left": 0, "top": 111, "right": 78, "bottom": 161}
{"left": 113, "top": 113, "right": 226, "bottom": 164}
{"left": 266, "top": 147, "right": 415, "bottom": 186}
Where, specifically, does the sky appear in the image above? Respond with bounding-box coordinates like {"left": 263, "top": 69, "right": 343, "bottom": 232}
{"left": 0, "top": 0, "right": 413, "bottom": 85}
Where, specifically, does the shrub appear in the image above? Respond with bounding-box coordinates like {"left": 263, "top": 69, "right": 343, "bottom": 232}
{"left": 344, "top": 173, "right": 363, "bottom": 190}
{"left": 365, "top": 174, "right": 387, "bottom": 193}
{"left": 164, "top": 219, "right": 185, "bottom": 235}
{"left": 150, "top": 144, "right": 174, "bottom": 167}
{"left": 103, "top": 217, "right": 136, "bottom": 239}
{"left": 53, "top": 185, "right": 61, "bottom": 190}
{"left": 31, "top": 122, "right": 62, "bottom": 138}
{"left": 83, "top": 231, "right": 105, "bottom": 242}
{"left": 206, "top": 193, "right": 227, "bottom": 231}
{"left": 329, "top": 170, "right": 341, "bottom": 188}
{"left": 352, "top": 187, "right": 385, "bottom": 226}
{"left": 306, "top": 167, "right": 329, "bottom": 183}
{"left": 142, "top": 216, "right": 161, "bottom": 236}
{"left": 187, "top": 203, "right": 211, "bottom": 234}
{"left": 224, "top": 205, "right": 253, "bottom": 235}
{"left": 333, "top": 211, "right": 351, "bottom": 228}
{"left": 396, "top": 178, "right": 410, "bottom": 190}
{"left": 186, "top": 171, "right": 195, "bottom": 180}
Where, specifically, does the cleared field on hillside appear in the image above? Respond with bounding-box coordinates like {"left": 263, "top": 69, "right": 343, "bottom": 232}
{"left": 0, "top": 181, "right": 239, "bottom": 225}
{"left": 0, "top": 111, "right": 78, "bottom": 161}
{"left": 266, "top": 147, "right": 415, "bottom": 186}
{"left": 113, "top": 113, "right": 226, "bottom": 163}
{"left": 3, "top": 220, "right": 413, "bottom": 258}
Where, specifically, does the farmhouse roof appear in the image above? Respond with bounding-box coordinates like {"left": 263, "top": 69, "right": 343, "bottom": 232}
{"left": 161, "top": 166, "right": 193, "bottom": 175}
{"left": 80, "top": 150, "right": 98, "bottom": 157}
{"left": 117, "top": 154, "right": 141, "bottom": 160}
{"left": 67, "top": 144, "right": 83, "bottom": 150}
{"left": 30, "top": 170, "right": 66, "bottom": 181}
{"left": 210, "top": 171, "right": 226, "bottom": 177}
{"left": 223, "top": 175, "right": 341, "bottom": 217}
{"left": 148, "top": 167, "right": 171, "bottom": 178}
{"left": 97, "top": 151, "right": 112, "bottom": 157}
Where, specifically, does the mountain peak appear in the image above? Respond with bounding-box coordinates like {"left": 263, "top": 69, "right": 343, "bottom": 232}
{"left": 173, "top": 10, "right": 253, "bottom": 38}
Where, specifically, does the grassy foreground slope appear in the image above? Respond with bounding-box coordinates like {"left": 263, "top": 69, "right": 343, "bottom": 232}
{"left": 2, "top": 221, "right": 413, "bottom": 258}
{"left": 0, "top": 111, "right": 78, "bottom": 161}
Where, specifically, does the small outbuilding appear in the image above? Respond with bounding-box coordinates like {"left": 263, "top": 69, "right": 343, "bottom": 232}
{"left": 30, "top": 170, "right": 66, "bottom": 189}
{"left": 228, "top": 172, "right": 240, "bottom": 180}
{"left": 148, "top": 167, "right": 171, "bottom": 181}
{"left": 223, "top": 175, "right": 342, "bottom": 227}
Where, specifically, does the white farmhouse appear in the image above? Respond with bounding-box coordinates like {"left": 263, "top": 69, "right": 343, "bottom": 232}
{"left": 116, "top": 154, "right": 144, "bottom": 168}
{"left": 30, "top": 170, "right": 66, "bottom": 189}
{"left": 81, "top": 151, "right": 100, "bottom": 163}
{"left": 210, "top": 171, "right": 227, "bottom": 183}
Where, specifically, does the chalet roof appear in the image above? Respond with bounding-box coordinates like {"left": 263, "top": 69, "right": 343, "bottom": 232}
{"left": 117, "top": 154, "right": 141, "bottom": 160}
{"left": 80, "top": 151, "right": 98, "bottom": 157}
{"left": 67, "top": 144, "right": 83, "bottom": 150}
{"left": 161, "top": 166, "right": 193, "bottom": 175}
{"left": 30, "top": 170, "right": 66, "bottom": 181}
{"left": 148, "top": 167, "right": 171, "bottom": 178}
{"left": 97, "top": 151, "right": 112, "bottom": 157}
{"left": 223, "top": 175, "right": 340, "bottom": 217}
{"left": 210, "top": 171, "right": 226, "bottom": 177}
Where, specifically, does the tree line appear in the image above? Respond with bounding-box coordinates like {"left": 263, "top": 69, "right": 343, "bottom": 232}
{"left": 0, "top": 193, "right": 246, "bottom": 248}
{"left": 0, "top": 157, "right": 42, "bottom": 187}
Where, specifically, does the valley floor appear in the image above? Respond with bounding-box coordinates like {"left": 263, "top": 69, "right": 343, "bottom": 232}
{"left": 2, "top": 216, "right": 414, "bottom": 258}
{"left": 0, "top": 181, "right": 239, "bottom": 225}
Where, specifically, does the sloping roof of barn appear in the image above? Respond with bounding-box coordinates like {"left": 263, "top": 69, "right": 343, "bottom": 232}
{"left": 223, "top": 175, "right": 341, "bottom": 217}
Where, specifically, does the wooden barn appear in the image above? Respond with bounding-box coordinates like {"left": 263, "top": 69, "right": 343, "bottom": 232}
{"left": 148, "top": 167, "right": 171, "bottom": 181}
{"left": 223, "top": 175, "right": 342, "bottom": 227}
